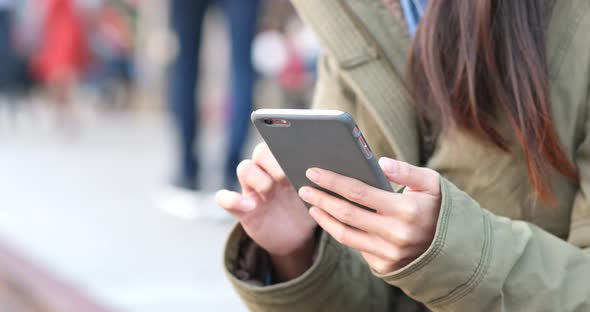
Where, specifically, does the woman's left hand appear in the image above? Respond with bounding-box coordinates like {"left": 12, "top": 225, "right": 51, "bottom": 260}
{"left": 298, "top": 157, "right": 441, "bottom": 274}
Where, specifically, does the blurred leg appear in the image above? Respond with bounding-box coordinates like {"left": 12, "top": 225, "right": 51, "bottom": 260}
{"left": 47, "top": 71, "right": 74, "bottom": 125}
{"left": 168, "top": 0, "right": 209, "bottom": 190}
{"left": 0, "top": 10, "right": 13, "bottom": 91}
{"left": 221, "top": 0, "right": 261, "bottom": 189}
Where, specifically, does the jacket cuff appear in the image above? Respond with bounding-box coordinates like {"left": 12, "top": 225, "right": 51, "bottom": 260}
{"left": 373, "top": 177, "right": 493, "bottom": 307}
{"left": 223, "top": 223, "right": 344, "bottom": 306}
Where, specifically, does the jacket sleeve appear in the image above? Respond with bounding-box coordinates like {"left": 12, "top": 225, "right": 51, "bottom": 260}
{"left": 222, "top": 55, "right": 415, "bottom": 312}
{"left": 375, "top": 111, "right": 590, "bottom": 311}
{"left": 224, "top": 225, "right": 401, "bottom": 311}
{"left": 568, "top": 115, "right": 590, "bottom": 254}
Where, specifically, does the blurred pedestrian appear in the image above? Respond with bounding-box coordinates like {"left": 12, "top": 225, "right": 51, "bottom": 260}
{"left": 0, "top": 0, "right": 16, "bottom": 92}
{"left": 88, "top": 0, "right": 136, "bottom": 109}
{"left": 168, "top": 0, "right": 260, "bottom": 195}
{"left": 31, "top": 0, "right": 90, "bottom": 129}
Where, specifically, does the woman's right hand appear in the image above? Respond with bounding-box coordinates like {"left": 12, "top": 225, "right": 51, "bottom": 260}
{"left": 216, "top": 143, "right": 318, "bottom": 281}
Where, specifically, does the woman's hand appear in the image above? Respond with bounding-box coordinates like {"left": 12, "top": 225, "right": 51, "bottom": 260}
{"left": 216, "top": 143, "right": 317, "bottom": 281}
{"left": 299, "top": 157, "right": 441, "bottom": 274}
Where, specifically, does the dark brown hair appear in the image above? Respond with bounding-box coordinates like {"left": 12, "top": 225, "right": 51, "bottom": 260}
{"left": 407, "top": 0, "right": 578, "bottom": 201}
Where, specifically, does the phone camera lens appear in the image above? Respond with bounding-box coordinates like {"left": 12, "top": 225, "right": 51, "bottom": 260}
{"left": 263, "top": 118, "right": 273, "bottom": 125}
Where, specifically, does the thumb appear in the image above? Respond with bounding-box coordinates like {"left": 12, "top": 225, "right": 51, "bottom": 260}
{"left": 215, "top": 190, "right": 257, "bottom": 217}
{"left": 379, "top": 157, "right": 440, "bottom": 195}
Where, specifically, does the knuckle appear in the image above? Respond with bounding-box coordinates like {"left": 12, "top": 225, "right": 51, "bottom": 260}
{"left": 334, "top": 227, "right": 349, "bottom": 244}
{"left": 252, "top": 143, "right": 269, "bottom": 162}
{"left": 321, "top": 175, "right": 334, "bottom": 190}
{"left": 313, "top": 191, "right": 324, "bottom": 207}
{"left": 236, "top": 160, "right": 253, "bottom": 177}
{"left": 277, "top": 175, "right": 292, "bottom": 188}
{"left": 382, "top": 226, "right": 401, "bottom": 245}
{"left": 398, "top": 163, "right": 412, "bottom": 180}
{"left": 384, "top": 248, "right": 402, "bottom": 262}
{"left": 339, "top": 204, "right": 355, "bottom": 223}
{"left": 370, "top": 261, "right": 389, "bottom": 275}
{"left": 394, "top": 227, "right": 415, "bottom": 247}
{"left": 275, "top": 170, "right": 289, "bottom": 184}
{"left": 376, "top": 263, "right": 391, "bottom": 274}
{"left": 349, "top": 183, "right": 368, "bottom": 202}
{"left": 404, "top": 203, "right": 421, "bottom": 223}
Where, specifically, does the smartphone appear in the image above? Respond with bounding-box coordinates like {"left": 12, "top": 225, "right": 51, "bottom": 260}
{"left": 251, "top": 109, "right": 393, "bottom": 209}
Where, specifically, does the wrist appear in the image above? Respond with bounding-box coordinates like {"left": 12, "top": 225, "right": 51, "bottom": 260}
{"left": 269, "top": 234, "right": 318, "bottom": 282}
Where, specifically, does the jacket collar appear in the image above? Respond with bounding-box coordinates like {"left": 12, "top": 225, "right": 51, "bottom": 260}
{"left": 292, "top": 0, "right": 420, "bottom": 163}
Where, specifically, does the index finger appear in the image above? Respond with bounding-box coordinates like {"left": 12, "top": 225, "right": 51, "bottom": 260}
{"left": 252, "top": 143, "right": 288, "bottom": 182}
{"left": 305, "top": 168, "right": 409, "bottom": 216}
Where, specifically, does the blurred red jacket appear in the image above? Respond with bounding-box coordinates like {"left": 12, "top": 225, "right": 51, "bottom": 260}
{"left": 32, "top": 0, "right": 89, "bottom": 83}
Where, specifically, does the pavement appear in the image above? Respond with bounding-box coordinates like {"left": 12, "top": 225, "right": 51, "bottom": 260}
{"left": 0, "top": 107, "right": 252, "bottom": 311}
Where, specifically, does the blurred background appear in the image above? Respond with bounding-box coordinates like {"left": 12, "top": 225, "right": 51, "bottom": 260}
{"left": 0, "top": 0, "right": 319, "bottom": 311}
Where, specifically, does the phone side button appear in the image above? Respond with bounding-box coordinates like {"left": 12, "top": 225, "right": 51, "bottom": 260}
{"left": 363, "top": 145, "right": 373, "bottom": 159}
{"left": 358, "top": 136, "right": 373, "bottom": 159}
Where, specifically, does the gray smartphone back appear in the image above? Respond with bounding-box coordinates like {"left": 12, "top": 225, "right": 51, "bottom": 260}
{"left": 252, "top": 110, "right": 392, "bottom": 207}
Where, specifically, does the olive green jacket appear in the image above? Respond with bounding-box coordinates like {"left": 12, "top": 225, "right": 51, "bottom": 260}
{"left": 223, "top": 0, "right": 590, "bottom": 311}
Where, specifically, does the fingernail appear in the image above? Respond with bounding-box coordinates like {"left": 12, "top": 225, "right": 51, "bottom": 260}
{"left": 306, "top": 168, "right": 321, "bottom": 183}
{"left": 298, "top": 187, "right": 312, "bottom": 201}
{"left": 380, "top": 158, "right": 397, "bottom": 175}
{"left": 240, "top": 198, "right": 257, "bottom": 211}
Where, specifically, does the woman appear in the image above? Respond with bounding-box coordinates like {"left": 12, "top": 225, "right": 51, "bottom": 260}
{"left": 217, "top": 0, "right": 590, "bottom": 311}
